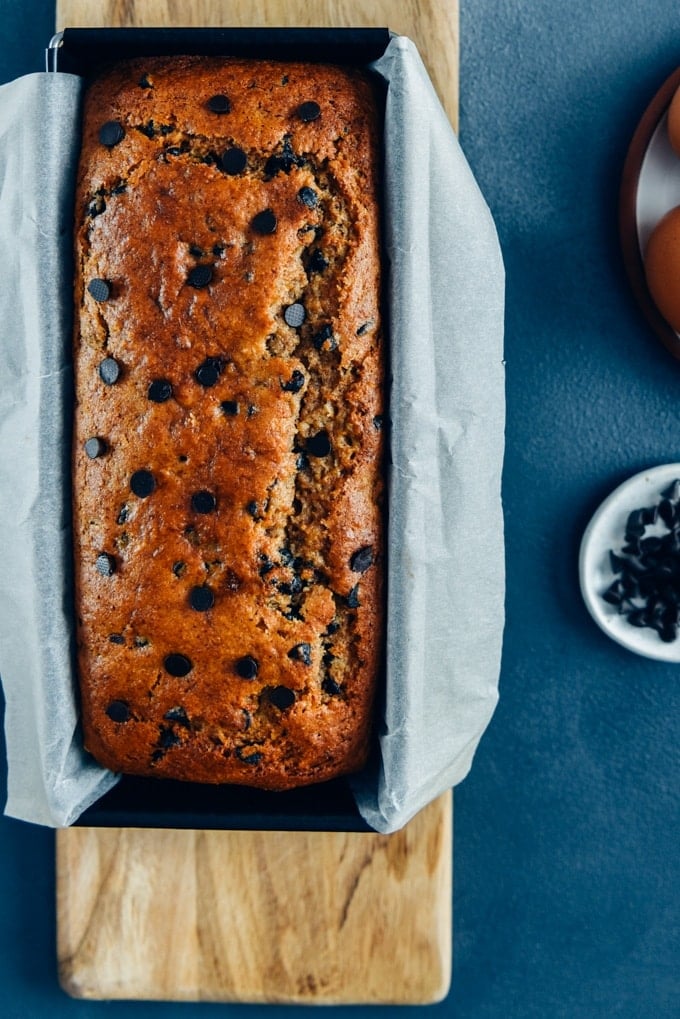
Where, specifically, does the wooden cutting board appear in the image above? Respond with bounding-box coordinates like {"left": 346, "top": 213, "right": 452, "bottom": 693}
{"left": 55, "top": 0, "right": 458, "bottom": 1004}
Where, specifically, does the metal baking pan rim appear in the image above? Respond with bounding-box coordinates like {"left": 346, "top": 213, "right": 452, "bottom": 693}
{"left": 45, "top": 26, "right": 393, "bottom": 76}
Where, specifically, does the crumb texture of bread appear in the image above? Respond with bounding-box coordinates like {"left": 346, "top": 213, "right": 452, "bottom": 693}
{"left": 72, "top": 57, "right": 384, "bottom": 789}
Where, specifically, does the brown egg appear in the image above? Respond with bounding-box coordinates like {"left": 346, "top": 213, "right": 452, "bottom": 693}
{"left": 668, "top": 85, "right": 680, "bottom": 156}
{"left": 644, "top": 205, "right": 680, "bottom": 332}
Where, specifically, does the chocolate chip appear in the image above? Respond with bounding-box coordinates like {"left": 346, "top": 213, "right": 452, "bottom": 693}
{"left": 137, "top": 120, "right": 156, "bottom": 138}
{"left": 264, "top": 159, "right": 284, "bottom": 181}
{"left": 373, "top": 415, "right": 384, "bottom": 431}
{"left": 108, "top": 633, "right": 125, "bottom": 645}
{"left": 84, "top": 437, "right": 106, "bottom": 459}
{"left": 308, "top": 249, "right": 328, "bottom": 274}
{"left": 246, "top": 500, "right": 259, "bottom": 518}
{"left": 187, "top": 264, "right": 213, "bottom": 288}
{"left": 99, "top": 120, "right": 125, "bottom": 147}
{"left": 350, "top": 546, "right": 374, "bottom": 573}
{"left": 251, "top": 209, "right": 277, "bottom": 235}
{"left": 657, "top": 499, "right": 675, "bottom": 527}
{"left": 191, "top": 490, "right": 216, "bottom": 513}
{"left": 278, "top": 548, "right": 295, "bottom": 567}
{"left": 164, "top": 653, "right": 193, "bottom": 677}
{"left": 236, "top": 747, "right": 262, "bottom": 765}
{"left": 288, "top": 643, "right": 311, "bottom": 666}
{"left": 281, "top": 369, "right": 305, "bottom": 393}
{"left": 96, "top": 553, "right": 116, "bottom": 577}
{"left": 284, "top": 303, "right": 306, "bottom": 328}
{"left": 357, "top": 321, "right": 374, "bottom": 336}
{"left": 87, "top": 278, "right": 111, "bottom": 302}
{"left": 130, "top": 469, "right": 156, "bottom": 498}
{"left": 148, "top": 378, "right": 173, "bottom": 402}
{"left": 662, "top": 480, "right": 680, "bottom": 500}
{"left": 158, "top": 725, "right": 181, "bottom": 750}
{"left": 268, "top": 686, "right": 296, "bottom": 710}
{"left": 258, "top": 557, "right": 275, "bottom": 580}
{"left": 325, "top": 620, "right": 340, "bottom": 635}
{"left": 609, "top": 551, "right": 628, "bottom": 574}
{"left": 312, "top": 324, "right": 336, "bottom": 351}
{"left": 99, "top": 357, "right": 120, "bottom": 385}
{"left": 139, "top": 73, "right": 153, "bottom": 89}
{"left": 106, "top": 700, "right": 130, "bottom": 722}
{"left": 297, "top": 186, "right": 318, "bottom": 208}
{"left": 346, "top": 584, "right": 360, "bottom": 608}
{"left": 164, "top": 706, "right": 190, "bottom": 727}
{"left": 195, "top": 357, "right": 224, "bottom": 387}
{"left": 265, "top": 136, "right": 303, "bottom": 177}
{"left": 322, "top": 676, "right": 342, "bottom": 696}
{"left": 297, "top": 101, "right": 321, "bottom": 122}
{"left": 235, "top": 655, "right": 259, "bottom": 679}
{"left": 88, "top": 195, "right": 106, "bottom": 218}
{"left": 626, "top": 609, "right": 647, "bottom": 627}
{"left": 306, "top": 431, "right": 331, "bottom": 457}
{"left": 625, "top": 512, "right": 646, "bottom": 541}
{"left": 641, "top": 506, "right": 659, "bottom": 526}
{"left": 190, "top": 585, "right": 214, "bottom": 612}
{"left": 219, "top": 146, "right": 247, "bottom": 174}
{"left": 207, "top": 94, "right": 231, "bottom": 113}
{"left": 221, "top": 400, "right": 239, "bottom": 416}
{"left": 172, "top": 561, "right": 186, "bottom": 577}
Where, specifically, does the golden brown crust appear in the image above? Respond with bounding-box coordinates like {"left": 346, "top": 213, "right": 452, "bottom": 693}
{"left": 72, "top": 57, "right": 384, "bottom": 789}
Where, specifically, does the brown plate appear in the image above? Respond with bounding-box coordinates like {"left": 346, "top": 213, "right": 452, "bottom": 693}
{"left": 620, "top": 66, "right": 680, "bottom": 359}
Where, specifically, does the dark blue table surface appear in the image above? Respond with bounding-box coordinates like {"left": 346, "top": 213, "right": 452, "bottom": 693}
{"left": 1, "top": 2, "right": 679, "bottom": 1016}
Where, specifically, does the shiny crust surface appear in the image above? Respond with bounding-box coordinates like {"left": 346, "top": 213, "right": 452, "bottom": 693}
{"left": 73, "top": 57, "right": 384, "bottom": 789}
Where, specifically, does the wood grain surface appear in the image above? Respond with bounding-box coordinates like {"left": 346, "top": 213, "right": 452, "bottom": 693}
{"left": 57, "top": 794, "right": 452, "bottom": 1004}
{"left": 55, "top": 0, "right": 458, "bottom": 1003}
{"left": 55, "top": 0, "right": 459, "bottom": 129}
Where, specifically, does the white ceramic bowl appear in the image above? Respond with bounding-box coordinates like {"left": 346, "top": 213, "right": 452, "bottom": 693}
{"left": 579, "top": 463, "right": 680, "bottom": 661}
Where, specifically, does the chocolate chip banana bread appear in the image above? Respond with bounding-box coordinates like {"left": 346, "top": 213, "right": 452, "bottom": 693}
{"left": 72, "top": 56, "right": 384, "bottom": 789}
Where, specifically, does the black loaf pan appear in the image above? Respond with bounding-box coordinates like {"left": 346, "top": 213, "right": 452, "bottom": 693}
{"left": 48, "top": 26, "right": 390, "bottom": 833}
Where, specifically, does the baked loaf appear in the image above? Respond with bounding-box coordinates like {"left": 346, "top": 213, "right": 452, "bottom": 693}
{"left": 72, "top": 56, "right": 384, "bottom": 789}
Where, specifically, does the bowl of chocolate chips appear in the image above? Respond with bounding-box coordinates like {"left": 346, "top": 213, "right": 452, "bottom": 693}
{"left": 580, "top": 463, "right": 680, "bottom": 661}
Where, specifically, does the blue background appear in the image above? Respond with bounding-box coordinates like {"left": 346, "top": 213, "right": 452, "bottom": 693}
{"left": 1, "top": 1, "right": 679, "bottom": 1016}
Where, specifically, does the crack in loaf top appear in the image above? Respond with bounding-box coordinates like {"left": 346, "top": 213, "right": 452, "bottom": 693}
{"left": 72, "top": 56, "right": 385, "bottom": 789}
